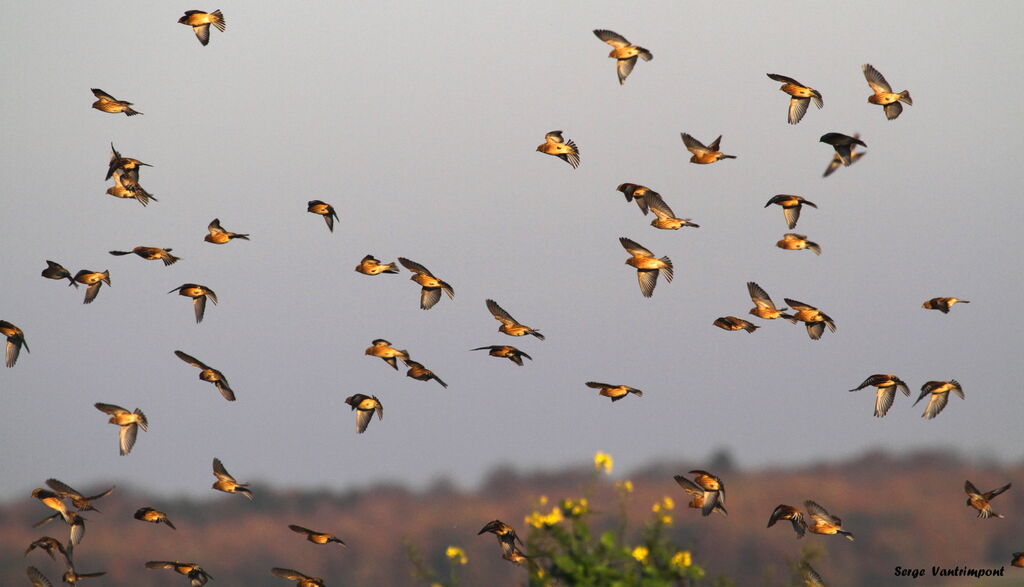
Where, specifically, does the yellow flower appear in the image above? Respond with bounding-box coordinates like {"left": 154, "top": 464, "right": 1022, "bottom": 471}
{"left": 661, "top": 496, "right": 675, "bottom": 510}
{"left": 562, "top": 497, "right": 589, "bottom": 517}
{"left": 538, "top": 494, "right": 549, "bottom": 506}
{"left": 660, "top": 514, "right": 673, "bottom": 526}
{"left": 616, "top": 479, "right": 634, "bottom": 494}
{"left": 652, "top": 502, "right": 661, "bottom": 513}
{"left": 593, "top": 451, "right": 613, "bottom": 474}
{"left": 526, "top": 506, "right": 563, "bottom": 528}
{"left": 670, "top": 550, "right": 692, "bottom": 569}
{"left": 445, "top": 546, "right": 468, "bottom": 565}
{"left": 631, "top": 545, "right": 650, "bottom": 563}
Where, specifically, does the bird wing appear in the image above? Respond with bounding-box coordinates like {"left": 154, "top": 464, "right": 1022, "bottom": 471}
{"left": 783, "top": 298, "right": 816, "bottom": 311}
{"left": 398, "top": 257, "right": 432, "bottom": 276}
{"left": 747, "top": 282, "right": 778, "bottom": 311}
{"left": 645, "top": 191, "right": 675, "bottom": 220}
{"left": 212, "top": 458, "right": 234, "bottom": 481}
{"left": 94, "top": 403, "right": 127, "bottom": 415}
{"left": 420, "top": 287, "right": 442, "bottom": 310}
{"left": 616, "top": 56, "right": 637, "bottom": 84}
{"left": 767, "top": 73, "right": 801, "bottom": 85}
{"left": 119, "top": 423, "right": 138, "bottom": 455}
{"left": 788, "top": 96, "right": 809, "bottom": 125}
{"left": 862, "top": 63, "right": 892, "bottom": 93}
{"left": 637, "top": 269, "right": 659, "bottom": 298}
{"left": 593, "top": 29, "right": 629, "bottom": 47}
{"left": 619, "top": 236, "right": 653, "bottom": 257}
{"left": 174, "top": 350, "right": 210, "bottom": 370}
{"left": 486, "top": 299, "right": 517, "bottom": 325}
{"left": 680, "top": 132, "right": 709, "bottom": 155}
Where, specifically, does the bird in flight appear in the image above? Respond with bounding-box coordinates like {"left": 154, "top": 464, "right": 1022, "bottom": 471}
{"left": 365, "top": 339, "right": 409, "bottom": 370}
{"left": 403, "top": 358, "right": 448, "bottom": 388}
{"left": 174, "top": 350, "right": 236, "bottom": 401}
{"left": 205, "top": 219, "right": 250, "bottom": 244}
{"left": 746, "top": 282, "right": 792, "bottom": 321}
{"left": 823, "top": 133, "right": 865, "bottom": 177}
{"left": 94, "top": 402, "right": 148, "bottom": 455}
{"left": 863, "top": 63, "right": 912, "bottom": 120}
{"left": 288, "top": 524, "right": 346, "bottom": 547}
{"left": 767, "top": 504, "right": 807, "bottom": 538}
{"left": 109, "top": 246, "right": 181, "bottom": 266}
{"left": 168, "top": 284, "right": 218, "bottom": 323}
{"left": 398, "top": 257, "right": 454, "bottom": 310}
{"left": 914, "top": 380, "right": 964, "bottom": 419}
{"left": 0, "top": 320, "right": 29, "bottom": 367}
{"left": 91, "top": 89, "right": 141, "bottom": 116}
{"left": 784, "top": 298, "right": 836, "bottom": 339}
{"left": 766, "top": 73, "right": 823, "bottom": 124}
{"left": 134, "top": 507, "right": 176, "bottom": 529}
{"left": 673, "top": 470, "right": 727, "bottom": 516}
{"left": 680, "top": 133, "right": 736, "bottom": 164}
{"left": 964, "top": 480, "right": 1011, "bottom": 519}
{"left": 804, "top": 500, "right": 854, "bottom": 541}
{"left": 211, "top": 457, "right": 254, "bottom": 499}
{"left": 776, "top": 233, "right": 821, "bottom": 255}
{"left": 178, "top": 10, "right": 226, "bottom": 46}
{"left": 620, "top": 237, "right": 673, "bottom": 298}
{"left": 647, "top": 191, "right": 699, "bottom": 230}
{"left": 849, "top": 374, "right": 910, "bottom": 418}
{"left": 345, "top": 394, "right": 383, "bottom": 434}
{"left": 820, "top": 132, "right": 867, "bottom": 167}
{"left": 765, "top": 195, "right": 816, "bottom": 230}
{"left": 355, "top": 255, "right": 400, "bottom": 275}
{"left": 472, "top": 345, "right": 532, "bottom": 366}
{"left": 713, "top": 316, "right": 759, "bottom": 333}
{"left": 592, "top": 29, "right": 652, "bottom": 85}
{"left": 536, "top": 131, "right": 580, "bottom": 168}
{"left": 922, "top": 297, "right": 969, "bottom": 313}
{"left": 485, "top": 299, "right": 544, "bottom": 339}
{"left": 307, "top": 200, "right": 339, "bottom": 232}
{"left": 74, "top": 270, "right": 110, "bottom": 304}
{"left": 586, "top": 381, "right": 643, "bottom": 402}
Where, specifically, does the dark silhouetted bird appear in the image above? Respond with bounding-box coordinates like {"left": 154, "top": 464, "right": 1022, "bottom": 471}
{"left": 41, "top": 261, "right": 77, "bottom": 287}
{"left": 820, "top": 133, "right": 866, "bottom": 167}
{"left": 823, "top": 133, "right": 865, "bottom": 177}
{"left": 471, "top": 345, "right": 532, "bottom": 366}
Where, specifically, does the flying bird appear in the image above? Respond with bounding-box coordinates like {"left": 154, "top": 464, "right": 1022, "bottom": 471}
{"left": 73, "top": 270, "right": 110, "bottom": 304}
{"left": 620, "top": 237, "right": 673, "bottom": 298}
{"left": 355, "top": 255, "right": 399, "bottom": 275}
{"left": 804, "top": 500, "right": 854, "bottom": 540}
{"left": 307, "top": 200, "right": 339, "bottom": 232}
{"left": 397, "top": 257, "right": 454, "bottom": 309}
{"left": 783, "top": 298, "right": 836, "bottom": 339}
{"left": 713, "top": 316, "right": 759, "bottom": 333}
{"left": 800, "top": 562, "right": 825, "bottom": 587}
{"left": 820, "top": 133, "right": 867, "bottom": 167}
{"left": 647, "top": 191, "right": 699, "bottom": 230}
{"left": 174, "top": 350, "right": 235, "bottom": 401}
{"left": 767, "top": 504, "right": 807, "bottom": 538}
{"left": 344, "top": 394, "right": 383, "bottom": 434}
{"left": 471, "top": 345, "right": 532, "bottom": 366}
{"left": 44, "top": 479, "right": 114, "bottom": 512}
{"left": 673, "top": 471, "right": 726, "bottom": 516}
{"left": 914, "top": 380, "right": 964, "bottom": 419}
{"left": 922, "top": 297, "right": 970, "bottom": 313}
{"left": 106, "top": 169, "right": 156, "bottom": 206}
{"left": 765, "top": 195, "right": 816, "bottom": 229}
{"left": 288, "top": 524, "right": 346, "bottom": 546}
{"left": 109, "top": 246, "right": 180, "bottom": 266}
{"left": 146, "top": 561, "right": 213, "bottom": 585}
{"left": 134, "top": 507, "right": 176, "bottom": 529}
{"left": 31, "top": 489, "right": 72, "bottom": 524}
{"left": 746, "top": 282, "right": 793, "bottom": 321}
{"left": 615, "top": 183, "right": 656, "bottom": 215}
{"left": 271, "top": 567, "right": 326, "bottom": 587}
{"left": 94, "top": 403, "right": 148, "bottom": 455}
{"left": 823, "top": 133, "right": 865, "bottom": 177}
{"left": 478, "top": 520, "right": 526, "bottom": 558}
{"left": 536, "top": 131, "right": 580, "bottom": 168}
{"left": 106, "top": 143, "right": 151, "bottom": 181}
{"left": 485, "top": 299, "right": 544, "bottom": 339}
{"left": 168, "top": 284, "right": 218, "bottom": 323}
{"left": 863, "top": 63, "right": 912, "bottom": 120}
{"left": 776, "top": 233, "right": 821, "bottom": 255}
{"left": 205, "top": 219, "right": 249, "bottom": 244}
{"left": 211, "top": 458, "right": 253, "bottom": 500}
{"left": 680, "top": 133, "right": 736, "bottom": 164}
{"left": 24, "top": 537, "right": 69, "bottom": 562}
{"left": 766, "top": 73, "right": 823, "bottom": 124}
{"left": 964, "top": 480, "right": 1011, "bottom": 519}
{"left": 364, "top": 339, "right": 409, "bottom": 370}
{"left": 402, "top": 358, "right": 448, "bottom": 388}
{"left": 178, "top": 10, "right": 226, "bottom": 46}
{"left": 849, "top": 374, "right": 911, "bottom": 418}
{"left": 61, "top": 565, "right": 106, "bottom": 585}
{"left": 27, "top": 566, "right": 54, "bottom": 587}
{"left": 1012, "top": 553, "right": 1024, "bottom": 568}
{"left": 0, "top": 320, "right": 29, "bottom": 367}
{"left": 592, "top": 29, "right": 652, "bottom": 85}
{"left": 91, "top": 89, "right": 141, "bottom": 116}
{"left": 586, "top": 381, "right": 643, "bottom": 402}
{"left": 41, "top": 261, "right": 77, "bottom": 287}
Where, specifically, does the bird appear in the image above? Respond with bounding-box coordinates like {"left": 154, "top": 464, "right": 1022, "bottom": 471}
{"left": 146, "top": 562, "right": 213, "bottom": 585}
{"left": 271, "top": 567, "right": 326, "bottom": 587}
{"left": 91, "top": 89, "right": 141, "bottom": 116}
{"left": 61, "top": 565, "right": 106, "bottom": 585}
{"left": 849, "top": 374, "right": 911, "bottom": 418}
{"left": 355, "top": 255, "right": 400, "bottom": 275}
{"left": 168, "top": 284, "right": 218, "bottom": 323}
{"left": 922, "top": 297, "right": 970, "bottom": 313}
{"left": 106, "top": 143, "right": 151, "bottom": 182}
{"left": 746, "top": 282, "right": 793, "bottom": 321}
{"left": 471, "top": 345, "right": 532, "bottom": 366}
{"left": 94, "top": 403, "right": 148, "bottom": 455}
{"left": 288, "top": 524, "right": 346, "bottom": 547}
{"left": 1012, "top": 552, "right": 1024, "bottom": 568}
{"left": 820, "top": 133, "right": 867, "bottom": 167}
{"left": 109, "top": 246, "right": 181, "bottom": 266}
{"left": 44, "top": 479, "right": 114, "bottom": 512}
{"left": 713, "top": 316, "right": 759, "bottom": 333}
{"left": 964, "top": 480, "right": 1011, "bottom": 519}
{"left": 586, "top": 381, "right": 643, "bottom": 402}
{"left": 673, "top": 471, "right": 726, "bottom": 516}
{"left": 73, "top": 270, "right": 110, "bottom": 304}
{"left": 863, "top": 63, "right": 912, "bottom": 120}
{"left": 398, "top": 257, "right": 455, "bottom": 309}
{"left": 765, "top": 195, "right": 816, "bottom": 230}
{"left": 804, "top": 500, "right": 854, "bottom": 540}
{"left": 485, "top": 299, "right": 544, "bottom": 339}
{"left": 178, "top": 10, "right": 226, "bottom": 46}
{"left": 134, "top": 507, "right": 176, "bottom": 529}
{"left": 364, "top": 339, "right": 409, "bottom": 370}
{"left": 767, "top": 504, "right": 807, "bottom": 538}
{"left": 592, "top": 29, "right": 652, "bottom": 85}
{"left": 344, "top": 394, "right": 383, "bottom": 434}
{"left": 680, "top": 133, "right": 736, "bottom": 164}
{"left": 914, "top": 380, "right": 964, "bottom": 419}
{"left": 41, "top": 261, "right": 77, "bottom": 287}
{"left": 478, "top": 520, "right": 525, "bottom": 558}
{"left": 27, "top": 566, "right": 54, "bottom": 587}
{"left": 66, "top": 513, "right": 86, "bottom": 547}
{"left": 24, "top": 537, "right": 70, "bottom": 562}
{"left": 616, "top": 183, "right": 656, "bottom": 215}
{"left": 783, "top": 298, "right": 836, "bottom": 339}
{"left": 211, "top": 458, "right": 253, "bottom": 500}
{"left": 766, "top": 73, "right": 823, "bottom": 124}
{"left": 823, "top": 133, "right": 865, "bottom": 177}
{"left": 619, "top": 237, "right": 673, "bottom": 298}
{"left": 106, "top": 169, "right": 156, "bottom": 206}
{"left": 647, "top": 191, "right": 699, "bottom": 230}
{"left": 800, "top": 562, "right": 825, "bottom": 587}
{"left": 174, "top": 350, "right": 236, "bottom": 401}
{"left": 776, "top": 233, "right": 821, "bottom": 255}
{"left": 31, "top": 489, "right": 72, "bottom": 524}
{"left": 204, "top": 218, "right": 249, "bottom": 244}
{"left": 307, "top": 200, "right": 339, "bottom": 232}
{"left": 0, "top": 320, "right": 30, "bottom": 368}
{"left": 402, "top": 359, "right": 448, "bottom": 388}
{"left": 536, "top": 130, "right": 580, "bottom": 168}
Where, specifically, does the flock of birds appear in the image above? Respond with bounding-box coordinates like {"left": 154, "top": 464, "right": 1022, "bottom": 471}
{"left": 4, "top": 15, "right": 1018, "bottom": 587}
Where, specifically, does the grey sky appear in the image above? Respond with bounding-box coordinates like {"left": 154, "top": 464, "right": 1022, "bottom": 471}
{"left": 2, "top": 2, "right": 1022, "bottom": 501}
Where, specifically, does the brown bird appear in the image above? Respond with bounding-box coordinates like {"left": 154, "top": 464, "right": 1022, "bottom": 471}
{"left": 1011, "top": 552, "right": 1024, "bottom": 568}
{"left": 94, "top": 403, "right": 147, "bottom": 455}
{"left": 174, "top": 350, "right": 235, "bottom": 401}
{"left": 863, "top": 63, "right": 912, "bottom": 120}
{"left": 804, "top": 500, "right": 854, "bottom": 540}
{"left": 364, "top": 339, "right": 409, "bottom": 370}
{"left": 673, "top": 472, "right": 726, "bottom": 517}
{"left": 66, "top": 512, "right": 86, "bottom": 547}
{"left": 471, "top": 345, "right": 532, "bottom": 366}
{"left": 849, "top": 374, "right": 910, "bottom": 418}
{"left": 91, "top": 89, "right": 141, "bottom": 116}
{"left": 41, "top": 261, "right": 78, "bottom": 287}
{"left": 27, "top": 566, "right": 54, "bottom": 587}
{"left": 44, "top": 479, "right": 114, "bottom": 513}
{"left": 647, "top": 191, "right": 699, "bottom": 230}
{"left": 620, "top": 237, "right": 673, "bottom": 298}
{"left": 478, "top": 520, "right": 525, "bottom": 558}
{"left": 355, "top": 255, "right": 399, "bottom": 275}
{"left": 73, "top": 270, "right": 110, "bottom": 304}
{"left": 146, "top": 561, "right": 213, "bottom": 585}
{"left": 134, "top": 507, "right": 176, "bottom": 529}
{"left": 680, "top": 133, "right": 736, "bottom": 164}
{"left": 62, "top": 565, "right": 106, "bottom": 585}
{"left": 783, "top": 298, "right": 836, "bottom": 339}
{"left": 31, "top": 489, "right": 72, "bottom": 524}
{"left": 767, "top": 504, "right": 807, "bottom": 538}
{"left": 106, "top": 169, "right": 157, "bottom": 206}
{"left": 25, "top": 537, "right": 70, "bottom": 563}
{"left": 109, "top": 246, "right": 180, "bottom": 266}
{"left": 820, "top": 133, "right": 867, "bottom": 167}
{"left": 307, "top": 200, "right": 339, "bottom": 232}
{"left": 823, "top": 133, "right": 865, "bottom": 177}
{"left": 344, "top": 394, "right": 383, "bottom": 434}
{"left": 922, "top": 297, "right": 970, "bottom": 314}
{"left": 398, "top": 257, "right": 455, "bottom": 309}
{"left": 593, "top": 29, "right": 652, "bottom": 85}
{"left": 800, "top": 562, "right": 825, "bottom": 587}
{"left": 288, "top": 524, "right": 346, "bottom": 546}
{"left": 586, "top": 381, "right": 643, "bottom": 402}
{"left": 616, "top": 183, "right": 656, "bottom": 215}
{"left": 503, "top": 549, "right": 529, "bottom": 565}
{"left": 536, "top": 130, "right": 580, "bottom": 168}
{"left": 211, "top": 458, "right": 253, "bottom": 500}
{"left": 713, "top": 316, "right": 759, "bottom": 333}
{"left": 106, "top": 143, "right": 151, "bottom": 182}
{"left": 914, "top": 380, "right": 964, "bottom": 419}
{"left": 403, "top": 358, "right": 448, "bottom": 388}
{"left": 766, "top": 73, "right": 823, "bottom": 125}
{"left": 168, "top": 284, "right": 218, "bottom": 323}
{"left": 746, "top": 282, "right": 793, "bottom": 321}
{"left": 486, "top": 299, "right": 544, "bottom": 339}
{"left": 964, "top": 480, "right": 1011, "bottom": 519}
{"left": 776, "top": 233, "right": 821, "bottom": 255}
{"left": 765, "top": 195, "right": 816, "bottom": 229}
{"left": 271, "top": 567, "right": 326, "bottom": 587}
{"left": 205, "top": 218, "right": 249, "bottom": 244}
{"left": 0, "top": 320, "right": 30, "bottom": 368}
{"left": 178, "top": 10, "right": 226, "bottom": 46}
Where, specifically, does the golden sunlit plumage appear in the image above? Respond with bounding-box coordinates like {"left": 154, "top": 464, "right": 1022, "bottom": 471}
{"left": 804, "top": 500, "right": 854, "bottom": 541}
{"left": 0, "top": 320, "right": 30, "bottom": 368}
{"left": 863, "top": 63, "right": 912, "bottom": 120}
{"left": 767, "top": 504, "right": 807, "bottom": 539}
{"left": 365, "top": 339, "right": 409, "bottom": 370}
{"left": 964, "top": 480, "right": 1011, "bottom": 519}
{"left": 620, "top": 237, "right": 673, "bottom": 298}
{"left": 211, "top": 457, "right": 253, "bottom": 500}
{"left": 403, "top": 358, "right": 448, "bottom": 388}
{"left": 398, "top": 257, "right": 454, "bottom": 309}
{"left": 91, "top": 89, "right": 141, "bottom": 116}
{"left": 74, "top": 270, "right": 110, "bottom": 304}
{"left": 673, "top": 471, "right": 727, "bottom": 517}
{"left": 205, "top": 218, "right": 249, "bottom": 244}
{"left": 178, "top": 10, "right": 226, "bottom": 46}
{"left": 288, "top": 524, "right": 346, "bottom": 546}
{"left": 355, "top": 254, "right": 399, "bottom": 275}
{"left": 134, "top": 507, "right": 176, "bottom": 529}
{"left": 471, "top": 345, "right": 532, "bottom": 366}
{"left": 765, "top": 195, "right": 816, "bottom": 229}
{"left": 746, "top": 282, "right": 793, "bottom": 321}
{"left": 486, "top": 299, "right": 544, "bottom": 339}
{"left": 766, "top": 73, "right": 823, "bottom": 124}
{"left": 776, "top": 233, "right": 821, "bottom": 255}
{"left": 646, "top": 191, "right": 699, "bottom": 230}
{"left": 922, "top": 297, "right": 969, "bottom": 314}
{"left": 914, "top": 380, "right": 964, "bottom": 419}
{"left": 586, "top": 381, "right": 643, "bottom": 402}
{"left": 271, "top": 567, "right": 326, "bottom": 586}
{"left": 94, "top": 402, "right": 148, "bottom": 455}
{"left": 109, "top": 246, "right": 180, "bottom": 266}
{"left": 680, "top": 133, "right": 736, "bottom": 164}
{"left": 174, "top": 350, "right": 236, "bottom": 401}
{"left": 593, "top": 29, "right": 652, "bottom": 85}
{"left": 344, "top": 394, "right": 383, "bottom": 434}
{"left": 783, "top": 298, "right": 836, "bottom": 339}
{"left": 45, "top": 478, "right": 114, "bottom": 513}
{"left": 849, "top": 374, "right": 910, "bottom": 418}
{"left": 307, "top": 200, "right": 339, "bottom": 232}
{"left": 713, "top": 316, "right": 759, "bottom": 333}
{"left": 536, "top": 130, "right": 580, "bottom": 168}
{"left": 168, "top": 283, "right": 218, "bottom": 323}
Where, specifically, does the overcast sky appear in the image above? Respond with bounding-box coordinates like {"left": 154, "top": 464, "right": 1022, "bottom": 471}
{"left": 1, "top": 2, "right": 1022, "bottom": 502}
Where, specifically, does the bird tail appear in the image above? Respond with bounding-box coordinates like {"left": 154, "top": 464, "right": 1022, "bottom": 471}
{"left": 780, "top": 313, "right": 796, "bottom": 323}
{"left": 211, "top": 10, "right": 227, "bottom": 31}
{"left": 743, "top": 323, "right": 759, "bottom": 333}
{"left": 163, "top": 253, "right": 182, "bottom": 266}
{"left": 840, "top": 531, "right": 855, "bottom": 541}
{"left": 806, "top": 241, "right": 822, "bottom": 255}
{"left": 720, "top": 154, "right": 737, "bottom": 160}
{"left": 659, "top": 256, "right": 673, "bottom": 283}
{"left": 898, "top": 90, "right": 912, "bottom": 105}
{"left": 383, "top": 264, "right": 400, "bottom": 274}
{"left": 102, "top": 270, "right": 111, "bottom": 285}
